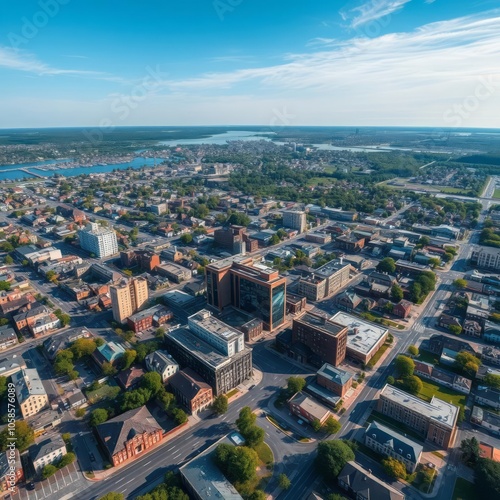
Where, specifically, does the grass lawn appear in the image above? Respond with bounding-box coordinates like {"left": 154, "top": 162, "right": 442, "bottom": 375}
{"left": 254, "top": 442, "right": 274, "bottom": 467}
{"left": 225, "top": 388, "right": 239, "bottom": 398}
{"left": 417, "top": 350, "right": 439, "bottom": 365}
{"left": 417, "top": 380, "right": 466, "bottom": 409}
{"left": 452, "top": 477, "right": 475, "bottom": 500}
{"left": 307, "top": 176, "right": 336, "bottom": 187}
{"left": 366, "top": 343, "right": 391, "bottom": 369}
{"left": 85, "top": 382, "right": 121, "bottom": 404}
{"left": 494, "top": 189, "right": 500, "bottom": 199}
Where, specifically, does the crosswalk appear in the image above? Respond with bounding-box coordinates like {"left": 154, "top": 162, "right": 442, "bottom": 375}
{"left": 413, "top": 323, "right": 426, "bottom": 334}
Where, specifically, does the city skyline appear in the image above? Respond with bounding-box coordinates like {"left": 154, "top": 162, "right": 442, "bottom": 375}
{"left": 0, "top": 0, "right": 499, "bottom": 128}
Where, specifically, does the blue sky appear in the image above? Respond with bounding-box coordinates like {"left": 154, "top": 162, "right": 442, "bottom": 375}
{"left": 0, "top": 0, "right": 499, "bottom": 128}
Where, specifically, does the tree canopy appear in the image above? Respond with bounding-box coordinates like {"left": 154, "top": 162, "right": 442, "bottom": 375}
{"left": 315, "top": 440, "right": 355, "bottom": 479}
{"left": 382, "top": 457, "right": 407, "bottom": 479}
{"left": 377, "top": 258, "right": 396, "bottom": 274}
{"left": 395, "top": 355, "right": 415, "bottom": 377}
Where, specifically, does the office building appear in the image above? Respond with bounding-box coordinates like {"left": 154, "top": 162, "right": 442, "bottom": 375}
{"left": 78, "top": 222, "right": 118, "bottom": 258}
{"left": 283, "top": 210, "right": 307, "bottom": 233}
{"left": 292, "top": 312, "right": 348, "bottom": 367}
{"left": 110, "top": 277, "right": 149, "bottom": 323}
{"left": 12, "top": 368, "right": 49, "bottom": 418}
{"left": 377, "top": 384, "right": 458, "bottom": 449}
{"left": 205, "top": 256, "right": 286, "bottom": 331}
{"left": 188, "top": 309, "right": 244, "bottom": 357}
{"left": 288, "top": 392, "right": 332, "bottom": 425}
{"left": 165, "top": 327, "right": 252, "bottom": 396}
{"left": 316, "top": 363, "right": 353, "bottom": 397}
{"left": 330, "top": 312, "right": 388, "bottom": 364}
{"left": 473, "top": 246, "right": 500, "bottom": 271}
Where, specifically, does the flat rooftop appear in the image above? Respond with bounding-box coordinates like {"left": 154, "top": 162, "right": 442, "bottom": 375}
{"left": 316, "top": 260, "right": 350, "bottom": 276}
{"left": 206, "top": 255, "right": 249, "bottom": 270}
{"left": 317, "top": 363, "right": 353, "bottom": 386}
{"left": 188, "top": 310, "right": 242, "bottom": 343}
{"left": 380, "top": 384, "right": 459, "bottom": 429}
{"left": 180, "top": 434, "right": 244, "bottom": 500}
{"left": 297, "top": 312, "right": 346, "bottom": 337}
{"left": 330, "top": 312, "right": 388, "bottom": 355}
{"left": 167, "top": 327, "right": 251, "bottom": 370}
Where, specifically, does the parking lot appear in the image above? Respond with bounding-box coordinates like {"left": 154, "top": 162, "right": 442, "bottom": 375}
{"left": 11, "top": 462, "right": 84, "bottom": 500}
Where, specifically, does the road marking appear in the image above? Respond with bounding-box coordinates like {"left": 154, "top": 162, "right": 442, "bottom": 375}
{"left": 115, "top": 477, "right": 125, "bottom": 484}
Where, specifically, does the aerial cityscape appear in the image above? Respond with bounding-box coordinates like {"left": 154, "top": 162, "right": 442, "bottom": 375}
{"left": 0, "top": 1, "right": 499, "bottom": 500}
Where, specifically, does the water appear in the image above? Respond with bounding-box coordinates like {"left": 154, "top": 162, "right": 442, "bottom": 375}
{"left": 159, "top": 130, "right": 276, "bottom": 146}
{"left": 0, "top": 157, "right": 163, "bottom": 182}
{"left": 0, "top": 158, "right": 72, "bottom": 171}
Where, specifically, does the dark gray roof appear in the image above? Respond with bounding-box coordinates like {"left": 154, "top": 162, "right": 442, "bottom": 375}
{"left": 169, "top": 368, "right": 211, "bottom": 401}
{"left": 338, "top": 461, "right": 405, "bottom": 500}
{"left": 96, "top": 406, "right": 162, "bottom": 456}
{"left": 29, "top": 435, "right": 66, "bottom": 463}
{"left": 366, "top": 421, "right": 423, "bottom": 463}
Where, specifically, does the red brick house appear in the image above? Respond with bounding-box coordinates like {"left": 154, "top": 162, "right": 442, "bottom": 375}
{"left": 393, "top": 300, "right": 412, "bottom": 319}
{"left": 168, "top": 368, "right": 213, "bottom": 414}
{"left": 96, "top": 406, "right": 163, "bottom": 467}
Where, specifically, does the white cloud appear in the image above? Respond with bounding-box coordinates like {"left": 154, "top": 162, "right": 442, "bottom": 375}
{"left": 342, "top": 0, "right": 412, "bottom": 29}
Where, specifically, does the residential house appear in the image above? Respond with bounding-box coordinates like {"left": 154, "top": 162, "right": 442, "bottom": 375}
{"left": 29, "top": 435, "right": 67, "bottom": 472}
{"left": 116, "top": 367, "right": 146, "bottom": 390}
{"left": 393, "top": 300, "right": 412, "bottom": 319}
{"left": 168, "top": 368, "right": 213, "bottom": 414}
{"left": 145, "top": 350, "right": 179, "bottom": 383}
{"left": 365, "top": 421, "right": 423, "bottom": 473}
{"left": 475, "top": 387, "right": 500, "bottom": 410}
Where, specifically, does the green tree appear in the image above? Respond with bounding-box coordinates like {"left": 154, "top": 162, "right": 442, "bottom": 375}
{"left": 382, "top": 457, "right": 407, "bottom": 479}
{"left": 453, "top": 278, "right": 467, "bottom": 289}
{"left": 322, "top": 416, "right": 341, "bottom": 434}
{"left": 42, "top": 464, "right": 58, "bottom": 479}
{"left": 449, "top": 325, "right": 462, "bottom": 335}
{"left": 140, "top": 371, "right": 162, "bottom": 396}
{"left": 315, "top": 440, "right": 355, "bottom": 479}
{"left": 395, "top": 355, "right": 415, "bottom": 377}
{"left": 391, "top": 284, "right": 404, "bottom": 302}
{"left": 102, "top": 361, "right": 117, "bottom": 376}
{"left": 0, "top": 376, "right": 7, "bottom": 400}
{"left": 157, "top": 388, "right": 176, "bottom": 411}
{"left": 70, "top": 338, "right": 97, "bottom": 359}
{"left": 0, "top": 421, "right": 34, "bottom": 451}
{"left": 278, "top": 473, "right": 291, "bottom": 490}
{"left": 121, "top": 388, "right": 152, "bottom": 411}
{"left": 75, "top": 408, "right": 86, "bottom": 418}
{"left": 4, "top": 255, "right": 13, "bottom": 265}
{"left": 236, "top": 407, "right": 257, "bottom": 435}
{"left": 377, "top": 257, "right": 396, "bottom": 274}
{"left": 90, "top": 408, "right": 109, "bottom": 427}
{"left": 410, "top": 282, "right": 423, "bottom": 303}
{"left": 98, "top": 494, "right": 124, "bottom": 500}
{"left": 429, "top": 257, "right": 441, "bottom": 269}
{"left": 54, "top": 309, "right": 71, "bottom": 326}
{"left": 212, "top": 395, "right": 229, "bottom": 415}
{"left": 407, "top": 345, "right": 419, "bottom": 357}
{"left": 58, "top": 452, "right": 76, "bottom": 468}
{"left": 248, "top": 491, "right": 267, "bottom": 500}
{"left": 287, "top": 376, "right": 306, "bottom": 394}
{"left": 45, "top": 270, "right": 57, "bottom": 282}
{"left": 484, "top": 373, "right": 500, "bottom": 389}
{"left": 155, "top": 327, "right": 166, "bottom": 338}
{"left": 218, "top": 445, "right": 258, "bottom": 483}
{"left": 244, "top": 425, "right": 265, "bottom": 448}
{"left": 0, "top": 281, "right": 11, "bottom": 291}
{"left": 180, "top": 233, "right": 193, "bottom": 245}
{"left": 311, "top": 419, "right": 322, "bottom": 432}
{"left": 460, "top": 437, "right": 480, "bottom": 467}
{"left": 172, "top": 408, "right": 188, "bottom": 425}
{"left": 121, "top": 349, "right": 137, "bottom": 371}
{"left": 455, "top": 351, "right": 481, "bottom": 376}
{"left": 476, "top": 458, "right": 500, "bottom": 497}
{"left": 269, "top": 234, "right": 280, "bottom": 246}
{"left": 387, "top": 376, "right": 395, "bottom": 385}
{"left": 401, "top": 375, "right": 423, "bottom": 395}
{"left": 419, "top": 236, "right": 430, "bottom": 246}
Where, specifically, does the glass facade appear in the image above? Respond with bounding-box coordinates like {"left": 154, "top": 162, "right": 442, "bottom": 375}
{"left": 271, "top": 283, "right": 285, "bottom": 327}
{"left": 238, "top": 277, "right": 271, "bottom": 326}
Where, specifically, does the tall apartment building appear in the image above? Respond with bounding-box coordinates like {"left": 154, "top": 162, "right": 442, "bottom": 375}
{"left": 78, "top": 222, "right": 118, "bottom": 258}
{"left": 473, "top": 246, "right": 500, "bottom": 271}
{"left": 205, "top": 256, "right": 286, "bottom": 331}
{"left": 12, "top": 368, "right": 49, "bottom": 418}
{"left": 297, "top": 260, "right": 350, "bottom": 302}
{"left": 283, "top": 210, "right": 307, "bottom": 233}
{"left": 377, "top": 384, "right": 459, "bottom": 449}
{"left": 292, "top": 312, "right": 348, "bottom": 367}
{"left": 188, "top": 310, "right": 244, "bottom": 357}
{"left": 110, "top": 277, "right": 149, "bottom": 323}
